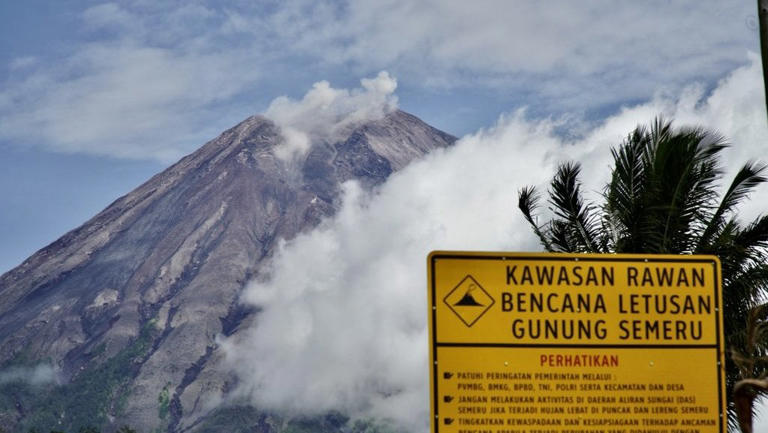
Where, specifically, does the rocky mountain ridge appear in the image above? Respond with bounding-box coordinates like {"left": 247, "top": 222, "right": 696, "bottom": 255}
{"left": 0, "top": 110, "right": 455, "bottom": 433}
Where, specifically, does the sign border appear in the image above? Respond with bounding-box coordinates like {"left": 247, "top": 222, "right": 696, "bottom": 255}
{"left": 427, "top": 251, "right": 725, "bottom": 433}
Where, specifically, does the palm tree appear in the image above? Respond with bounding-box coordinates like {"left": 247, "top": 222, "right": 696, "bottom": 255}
{"left": 518, "top": 117, "right": 768, "bottom": 431}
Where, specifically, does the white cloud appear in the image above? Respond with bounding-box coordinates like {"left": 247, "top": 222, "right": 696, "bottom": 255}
{"left": 0, "top": 2, "right": 261, "bottom": 162}
{"left": 223, "top": 56, "right": 768, "bottom": 430}
{"left": 82, "top": 3, "right": 138, "bottom": 31}
{"left": 266, "top": 71, "right": 398, "bottom": 160}
{"left": 0, "top": 41, "right": 258, "bottom": 161}
{"left": 0, "top": 363, "right": 58, "bottom": 386}
{"left": 8, "top": 56, "right": 38, "bottom": 70}
{"left": 239, "top": 0, "right": 757, "bottom": 107}
{"left": 0, "top": 1, "right": 759, "bottom": 160}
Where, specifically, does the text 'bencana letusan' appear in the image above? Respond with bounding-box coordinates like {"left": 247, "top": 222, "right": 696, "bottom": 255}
{"left": 502, "top": 263, "right": 711, "bottom": 341}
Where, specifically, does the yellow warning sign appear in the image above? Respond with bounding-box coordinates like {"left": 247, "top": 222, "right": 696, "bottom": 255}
{"left": 427, "top": 252, "right": 726, "bottom": 433}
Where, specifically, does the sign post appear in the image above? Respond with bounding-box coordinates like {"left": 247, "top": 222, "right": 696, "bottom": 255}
{"left": 428, "top": 252, "right": 725, "bottom": 433}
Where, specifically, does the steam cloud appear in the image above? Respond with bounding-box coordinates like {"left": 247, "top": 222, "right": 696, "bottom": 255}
{"left": 0, "top": 363, "right": 58, "bottom": 386}
{"left": 223, "top": 55, "right": 768, "bottom": 431}
{"left": 266, "top": 71, "right": 398, "bottom": 160}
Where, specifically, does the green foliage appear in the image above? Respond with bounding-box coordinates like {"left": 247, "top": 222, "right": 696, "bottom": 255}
{"left": 195, "top": 406, "right": 267, "bottom": 433}
{"left": 195, "top": 406, "right": 402, "bottom": 433}
{"left": 348, "top": 418, "right": 407, "bottom": 433}
{"left": 0, "top": 423, "right": 132, "bottom": 433}
{"left": 151, "top": 382, "right": 172, "bottom": 433}
{"left": 157, "top": 383, "right": 171, "bottom": 421}
{"left": 0, "top": 323, "right": 159, "bottom": 433}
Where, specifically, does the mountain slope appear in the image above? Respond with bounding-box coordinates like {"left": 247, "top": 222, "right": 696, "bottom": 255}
{"left": 0, "top": 110, "right": 455, "bottom": 432}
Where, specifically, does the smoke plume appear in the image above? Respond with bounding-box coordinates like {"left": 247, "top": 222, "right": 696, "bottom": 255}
{"left": 266, "top": 71, "right": 398, "bottom": 160}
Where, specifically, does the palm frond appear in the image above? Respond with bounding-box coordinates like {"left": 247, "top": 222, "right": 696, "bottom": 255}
{"left": 734, "top": 214, "right": 768, "bottom": 256}
{"left": 549, "top": 220, "right": 577, "bottom": 252}
{"left": 650, "top": 126, "right": 725, "bottom": 252}
{"left": 604, "top": 128, "right": 648, "bottom": 252}
{"left": 517, "top": 186, "right": 554, "bottom": 252}
{"left": 699, "top": 162, "right": 768, "bottom": 251}
{"left": 722, "top": 265, "right": 768, "bottom": 329}
{"left": 548, "top": 162, "right": 601, "bottom": 252}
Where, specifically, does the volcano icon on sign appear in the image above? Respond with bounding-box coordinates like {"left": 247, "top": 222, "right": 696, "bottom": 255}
{"left": 453, "top": 284, "right": 484, "bottom": 306}
{"left": 443, "top": 275, "right": 495, "bottom": 327}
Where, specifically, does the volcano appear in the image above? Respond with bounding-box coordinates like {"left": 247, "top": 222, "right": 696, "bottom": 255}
{"left": 453, "top": 288, "right": 484, "bottom": 306}
{"left": 0, "top": 110, "right": 455, "bottom": 433}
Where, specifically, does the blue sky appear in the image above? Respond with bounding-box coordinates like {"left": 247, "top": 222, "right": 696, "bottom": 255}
{"left": 0, "top": 0, "right": 762, "bottom": 274}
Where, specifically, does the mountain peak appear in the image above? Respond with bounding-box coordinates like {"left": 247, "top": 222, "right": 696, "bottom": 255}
{"left": 0, "top": 110, "right": 455, "bottom": 433}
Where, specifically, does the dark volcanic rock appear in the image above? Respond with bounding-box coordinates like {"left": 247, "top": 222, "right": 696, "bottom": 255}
{"left": 0, "top": 110, "right": 455, "bottom": 432}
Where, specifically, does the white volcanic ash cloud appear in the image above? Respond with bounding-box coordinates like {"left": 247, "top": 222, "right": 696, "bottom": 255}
{"left": 266, "top": 71, "right": 398, "bottom": 160}
{"left": 0, "top": 363, "right": 58, "bottom": 386}
{"left": 223, "top": 56, "right": 768, "bottom": 431}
